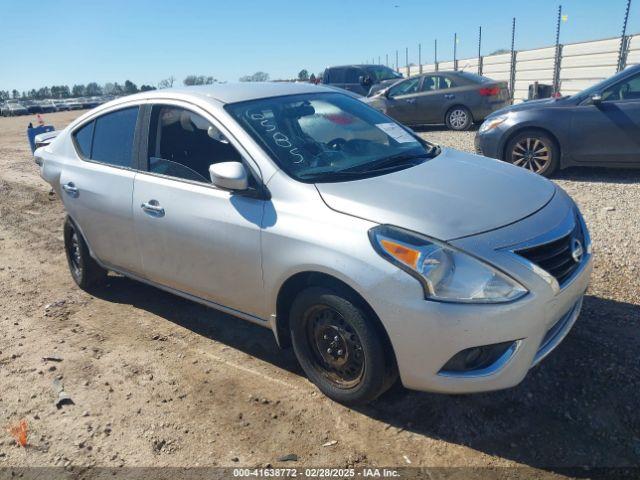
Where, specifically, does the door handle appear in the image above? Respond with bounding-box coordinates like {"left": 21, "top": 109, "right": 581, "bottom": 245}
{"left": 444, "top": 94, "right": 455, "bottom": 99}
{"left": 141, "top": 200, "right": 165, "bottom": 217}
{"left": 62, "top": 182, "right": 79, "bottom": 197}
{"left": 405, "top": 98, "right": 416, "bottom": 104}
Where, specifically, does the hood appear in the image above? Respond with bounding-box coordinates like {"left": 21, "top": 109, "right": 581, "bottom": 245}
{"left": 490, "top": 96, "right": 575, "bottom": 117}
{"left": 315, "top": 149, "right": 556, "bottom": 241}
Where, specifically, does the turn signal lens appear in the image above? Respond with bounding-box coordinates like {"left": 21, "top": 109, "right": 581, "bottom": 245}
{"left": 379, "top": 239, "right": 420, "bottom": 269}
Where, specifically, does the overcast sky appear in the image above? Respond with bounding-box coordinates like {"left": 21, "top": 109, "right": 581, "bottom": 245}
{"left": 1, "top": 0, "right": 637, "bottom": 91}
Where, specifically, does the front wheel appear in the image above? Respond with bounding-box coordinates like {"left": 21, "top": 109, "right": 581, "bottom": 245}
{"left": 504, "top": 131, "right": 559, "bottom": 177}
{"left": 289, "top": 287, "right": 396, "bottom": 405}
{"left": 445, "top": 106, "right": 473, "bottom": 131}
{"left": 64, "top": 217, "right": 107, "bottom": 290}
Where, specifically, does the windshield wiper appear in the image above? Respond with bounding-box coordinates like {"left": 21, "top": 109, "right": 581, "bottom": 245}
{"left": 338, "top": 150, "right": 434, "bottom": 175}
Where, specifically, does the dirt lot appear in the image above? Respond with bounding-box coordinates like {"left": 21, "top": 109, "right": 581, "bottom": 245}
{"left": 0, "top": 111, "right": 639, "bottom": 477}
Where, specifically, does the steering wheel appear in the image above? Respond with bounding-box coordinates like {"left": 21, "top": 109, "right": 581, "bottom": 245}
{"left": 327, "top": 138, "right": 347, "bottom": 150}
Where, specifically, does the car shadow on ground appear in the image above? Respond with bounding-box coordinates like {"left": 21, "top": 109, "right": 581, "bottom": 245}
{"left": 91, "top": 278, "right": 639, "bottom": 473}
{"left": 555, "top": 166, "right": 640, "bottom": 184}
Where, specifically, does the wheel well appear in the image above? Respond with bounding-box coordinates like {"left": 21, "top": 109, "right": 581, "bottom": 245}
{"left": 275, "top": 271, "right": 397, "bottom": 368}
{"left": 444, "top": 104, "right": 473, "bottom": 124}
{"left": 502, "top": 127, "right": 562, "bottom": 163}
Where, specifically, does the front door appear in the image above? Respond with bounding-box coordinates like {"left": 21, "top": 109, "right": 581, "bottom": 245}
{"left": 412, "top": 75, "right": 452, "bottom": 124}
{"left": 384, "top": 77, "right": 423, "bottom": 125}
{"left": 570, "top": 70, "right": 640, "bottom": 164}
{"left": 132, "top": 103, "right": 265, "bottom": 317}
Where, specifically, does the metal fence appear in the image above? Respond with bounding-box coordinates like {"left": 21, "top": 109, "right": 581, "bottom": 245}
{"left": 397, "top": 32, "right": 640, "bottom": 103}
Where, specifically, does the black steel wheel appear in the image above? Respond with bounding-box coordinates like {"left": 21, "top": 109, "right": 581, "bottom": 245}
{"left": 63, "top": 216, "right": 107, "bottom": 290}
{"left": 289, "top": 287, "right": 396, "bottom": 405}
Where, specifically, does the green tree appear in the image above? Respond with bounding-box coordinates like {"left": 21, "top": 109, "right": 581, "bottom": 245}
{"left": 12, "top": 89, "right": 19, "bottom": 99}
{"left": 139, "top": 84, "right": 156, "bottom": 92}
{"left": 297, "top": 69, "right": 309, "bottom": 81}
{"left": 239, "top": 71, "right": 269, "bottom": 82}
{"left": 183, "top": 75, "right": 216, "bottom": 86}
{"left": 72, "top": 84, "right": 86, "bottom": 97}
{"left": 124, "top": 80, "right": 138, "bottom": 94}
{"left": 85, "top": 82, "right": 102, "bottom": 96}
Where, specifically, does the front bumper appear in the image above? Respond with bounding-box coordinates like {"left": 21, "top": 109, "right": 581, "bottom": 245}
{"left": 366, "top": 191, "right": 593, "bottom": 394}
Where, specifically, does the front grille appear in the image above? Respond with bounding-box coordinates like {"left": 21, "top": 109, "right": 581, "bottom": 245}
{"left": 515, "top": 222, "right": 584, "bottom": 286}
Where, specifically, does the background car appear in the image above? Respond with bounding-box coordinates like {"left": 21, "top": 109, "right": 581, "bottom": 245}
{"left": 64, "top": 98, "right": 83, "bottom": 110}
{"left": 475, "top": 64, "right": 640, "bottom": 177}
{"left": 364, "top": 71, "right": 511, "bottom": 131}
{"left": 322, "top": 64, "right": 404, "bottom": 96}
{"left": 22, "top": 100, "right": 43, "bottom": 114}
{"left": 1, "top": 101, "right": 28, "bottom": 116}
{"left": 39, "top": 99, "right": 59, "bottom": 113}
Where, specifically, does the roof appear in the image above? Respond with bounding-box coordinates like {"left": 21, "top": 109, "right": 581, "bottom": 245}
{"left": 126, "top": 82, "right": 336, "bottom": 105}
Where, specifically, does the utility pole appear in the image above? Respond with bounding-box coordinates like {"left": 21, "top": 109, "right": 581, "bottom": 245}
{"left": 478, "top": 26, "right": 483, "bottom": 75}
{"left": 418, "top": 43, "right": 422, "bottom": 74}
{"left": 552, "top": 5, "right": 563, "bottom": 95}
{"left": 406, "top": 47, "right": 409, "bottom": 76}
{"left": 386, "top": 53, "right": 389, "bottom": 67}
{"left": 617, "top": 0, "right": 632, "bottom": 71}
{"left": 453, "top": 33, "right": 458, "bottom": 70}
{"left": 510, "top": 17, "right": 517, "bottom": 99}
{"left": 434, "top": 39, "right": 438, "bottom": 72}
{"left": 395, "top": 50, "right": 399, "bottom": 72}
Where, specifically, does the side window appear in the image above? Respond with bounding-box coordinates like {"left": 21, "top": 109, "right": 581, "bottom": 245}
{"left": 420, "top": 76, "right": 438, "bottom": 91}
{"left": 345, "top": 68, "right": 361, "bottom": 84}
{"left": 439, "top": 77, "right": 454, "bottom": 89}
{"left": 91, "top": 107, "right": 139, "bottom": 168}
{"left": 388, "top": 77, "right": 421, "bottom": 97}
{"left": 147, "top": 105, "right": 242, "bottom": 184}
{"left": 328, "top": 68, "right": 347, "bottom": 83}
{"left": 74, "top": 121, "right": 94, "bottom": 158}
{"left": 603, "top": 72, "right": 640, "bottom": 102}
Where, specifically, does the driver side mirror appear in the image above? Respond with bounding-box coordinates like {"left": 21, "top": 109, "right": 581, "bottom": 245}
{"left": 591, "top": 93, "right": 603, "bottom": 105}
{"left": 209, "top": 162, "right": 248, "bottom": 191}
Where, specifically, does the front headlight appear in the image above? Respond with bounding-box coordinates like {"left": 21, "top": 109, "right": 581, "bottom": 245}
{"left": 369, "top": 225, "right": 527, "bottom": 303}
{"left": 479, "top": 115, "right": 508, "bottom": 134}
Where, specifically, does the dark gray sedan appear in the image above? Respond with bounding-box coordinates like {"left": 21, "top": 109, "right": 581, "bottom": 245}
{"left": 475, "top": 64, "right": 640, "bottom": 177}
{"left": 364, "top": 71, "right": 510, "bottom": 130}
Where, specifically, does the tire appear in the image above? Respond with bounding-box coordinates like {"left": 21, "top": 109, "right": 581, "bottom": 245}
{"left": 445, "top": 105, "right": 473, "bottom": 131}
{"left": 504, "top": 130, "right": 559, "bottom": 177}
{"left": 289, "top": 287, "right": 396, "bottom": 405}
{"left": 63, "top": 217, "right": 107, "bottom": 290}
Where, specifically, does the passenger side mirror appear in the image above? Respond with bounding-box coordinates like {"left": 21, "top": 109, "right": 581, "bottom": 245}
{"left": 591, "top": 93, "right": 603, "bottom": 105}
{"left": 209, "top": 162, "right": 248, "bottom": 191}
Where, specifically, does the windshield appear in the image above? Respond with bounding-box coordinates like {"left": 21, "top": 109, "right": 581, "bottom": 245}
{"left": 365, "top": 66, "right": 403, "bottom": 82}
{"left": 225, "top": 92, "right": 438, "bottom": 183}
{"left": 575, "top": 68, "right": 633, "bottom": 99}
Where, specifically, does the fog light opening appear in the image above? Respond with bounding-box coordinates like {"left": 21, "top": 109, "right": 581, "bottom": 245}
{"left": 440, "top": 341, "right": 516, "bottom": 374}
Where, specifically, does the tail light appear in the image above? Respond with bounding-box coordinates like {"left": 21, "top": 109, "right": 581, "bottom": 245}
{"left": 479, "top": 87, "right": 501, "bottom": 96}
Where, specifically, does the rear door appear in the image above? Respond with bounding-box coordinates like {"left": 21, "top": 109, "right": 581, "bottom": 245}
{"left": 59, "top": 106, "right": 142, "bottom": 273}
{"left": 570, "top": 71, "right": 640, "bottom": 164}
{"left": 384, "top": 77, "right": 423, "bottom": 125}
{"left": 132, "top": 102, "right": 265, "bottom": 317}
{"left": 412, "top": 75, "right": 452, "bottom": 124}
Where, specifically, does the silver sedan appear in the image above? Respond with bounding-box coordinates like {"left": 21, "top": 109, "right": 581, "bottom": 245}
{"left": 35, "top": 83, "right": 592, "bottom": 405}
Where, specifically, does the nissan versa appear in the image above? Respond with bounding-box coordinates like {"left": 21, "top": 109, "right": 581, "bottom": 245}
{"left": 35, "top": 83, "right": 593, "bottom": 405}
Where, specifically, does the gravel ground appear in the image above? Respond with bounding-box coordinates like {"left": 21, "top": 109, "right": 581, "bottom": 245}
{"left": 0, "top": 112, "right": 638, "bottom": 478}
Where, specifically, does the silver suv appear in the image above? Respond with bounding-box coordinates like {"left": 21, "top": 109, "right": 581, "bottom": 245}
{"left": 36, "top": 83, "right": 592, "bottom": 405}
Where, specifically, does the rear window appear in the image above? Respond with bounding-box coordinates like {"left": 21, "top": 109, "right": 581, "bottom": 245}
{"left": 74, "top": 121, "right": 94, "bottom": 157}
{"left": 91, "top": 107, "right": 139, "bottom": 168}
{"left": 456, "top": 71, "right": 492, "bottom": 83}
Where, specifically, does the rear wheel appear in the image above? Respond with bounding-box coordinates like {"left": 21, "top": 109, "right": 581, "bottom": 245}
{"left": 64, "top": 217, "right": 107, "bottom": 290}
{"left": 289, "top": 287, "right": 396, "bottom": 405}
{"left": 445, "top": 106, "right": 473, "bottom": 131}
{"left": 505, "top": 130, "right": 559, "bottom": 177}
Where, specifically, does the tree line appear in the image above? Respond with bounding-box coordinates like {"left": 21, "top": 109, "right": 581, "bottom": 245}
{"left": 1, "top": 69, "right": 322, "bottom": 101}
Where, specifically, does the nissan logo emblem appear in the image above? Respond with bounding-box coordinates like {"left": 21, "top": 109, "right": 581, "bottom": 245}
{"left": 571, "top": 238, "right": 584, "bottom": 263}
